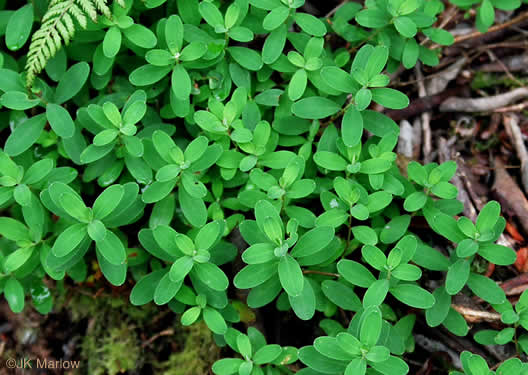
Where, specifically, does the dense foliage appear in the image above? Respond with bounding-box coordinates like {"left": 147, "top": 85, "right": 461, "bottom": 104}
{"left": 1, "top": 0, "right": 527, "bottom": 373}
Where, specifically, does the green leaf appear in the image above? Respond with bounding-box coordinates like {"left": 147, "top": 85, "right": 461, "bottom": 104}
{"left": 380, "top": 215, "right": 410, "bottom": 244}
{"left": 203, "top": 306, "right": 227, "bottom": 334}
{"left": 478, "top": 243, "right": 516, "bottom": 266}
{"left": 178, "top": 186, "right": 207, "bottom": 228}
{"left": 345, "top": 358, "right": 366, "bottom": 375}
{"left": 342, "top": 108, "right": 363, "bottom": 147}
{"left": 237, "top": 334, "right": 252, "bottom": 358}
{"left": 367, "top": 191, "right": 393, "bottom": 212}
{"left": 228, "top": 47, "right": 263, "bottom": 71}
{"left": 477, "top": 0, "right": 494, "bottom": 32}
{"left": 288, "top": 69, "right": 307, "bottom": 101}
{"left": 423, "top": 28, "right": 454, "bottom": 46}
{"left": 130, "top": 269, "right": 166, "bottom": 306}
{"left": 402, "top": 39, "right": 420, "bottom": 69}
{"left": 321, "top": 66, "right": 358, "bottom": 93}
{"left": 366, "top": 346, "right": 390, "bottom": 363}
{"left": 392, "top": 264, "right": 422, "bottom": 281}
{"left": 363, "top": 279, "right": 389, "bottom": 307}
{"left": 371, "top": 356, "right": 409, "bottom": 375}
{"left": 290, "top": 226, "right": 334, "bottom": 257}
{"left": 294, "top": 13, "right": 326, "bottom": 37}
{"left": 361, "top": 110, "right": 399, "bottom": 137}
{"left": 129, "top": 64, "right": 172, "bottom": 86}
{"left": 87, "top": 220, "right": 106, "bottom": 242}
{"left": 390, "top": 283, "right": 435, "bottom": 309}
{"left": 313, "top": 151, "right": 347, "bottom": 171}
{"left": 5, "top": 278, "right": 25, "bottom": 313}
{"left": 46, "top": 103, "right": 75, "bottom": 138}
{"left": 199, "top": 1, "right": 224, "bottom": 29}
{"left": 54, "top": 62, "right": 90, "bottom": 104}
{"left": 153, "top": 272, "right": 182, "bottom": 305}
{"left": 212, "top": 358, "right": 244, "bottom": 375}
{"left": 426, "top": 287, "right": 451, "bottom": 327}
{"left": 467, "top": 273, "right": 506, "bottom": 304}
{"left": 123, "top": 24, "right": 157, "bottom": 49}
{"left": 352, "top": 226, "right": 378, "bottom": 245}
{"left": 354, "top": 88, "right": 371, "bottom": 111}
{"left": 103, "top": 26, "right": 122, "bottom": 58}
{"left": 288, "top": 278, "right": 316, "bottom": 320}
{"left": 365, "top": 46, "right": 389, "bottom": 78}
{"left": 165, "top": 15, "right": 184, "bottom": 53}
{"left": 321, "top": 280, "right": 362, "bottom": 311}
{"left": 446, "top": 259, "right": 470, "bottom": 295}
{"left": 0, "top": 91, "right": 39, "bottom": 110}
{"left": 169, "top": 256, "right": 194, "bottom": 282}
{"left": 242, "top": 243, "right": 275, "bottom": 264}
{"left": 59, "top": 192, "right": 91, "bottom": 223}
{"left": 431, "top": 181, "right": 458, "bottom": 199}
{"left": 403, "top": 191, "right": 427, "bottom": 212}
{"left": 253, "top": 344, "right": 282, "bottom": 365}
{"left": 4, "top": 246, "right": 34, "bottom": 273}
{"left": 278, "top": 255, "right": 304, "bottom": 297}
{"left": 192, "top": 262, "right": 229, "bottom": 291}
{"left": 263, "top": 6, "right": 289, "bottom": 30}
{"left": 337, "top": 259, "right": 376, "bottom": 288}
{"left": 262, "top": 24, "right": 287, "bottom": 64}
{"left": 476, "top": 200, "right": 501, "bottom": 234}
{"left": 0, "top": 217, "right": 30, "bottom": 241}
{"left": 361, "top": 245, "right": 385, "bottom": 270}
{"left": 356, "top": 9, "right": 390, "bottom": 28}
{"left": 52, "top": 223, "right": 88, "bottom": 258}
{"left": 195, "top": 220, "right": 223, "bottom": 251}
{"left": 96, "top": 247, "right": 127, "bottom": 286}
{"left": 172, "top": 64, "right": 191, "bottom": 100}
{"left": 5, "top": 4, "right": 33, "bottom": 51}
{"left": 4, "top": 114, "right": 47, "bottom": 156}
{"left": 181, "top": 306, "right": 202, "bottom": 326}
{"left": 371, "top": 88, "right": 409, "bottom": 109}
{"left": 234, "top": 263, "right": 277, "bottom": 289}
{"left": 394, "top": 16, "right": 417, "bottom": 37}
{"left": 96, "top": 230, "right": 127, "bottom": 265}
{"left": 360, "top": 306, "right": 382, "bottom": 346}
{"left": 291, "top": 97, "right": 341, "bottom": 119}
{"left": 93, "top": 184, "right": 125, "bottom": 220}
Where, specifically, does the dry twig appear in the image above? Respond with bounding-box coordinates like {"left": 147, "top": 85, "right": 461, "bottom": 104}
{"left": 452, "top": 12, "right": 528, "bottom": 45}
{"left": 415, "top": 65, "right": 432, "bottom": 162}
{"left": 451, "top": 305, "right": 501, "bottom": 323}
{"left": 440, "top": 87, "right": 528, "bottom": 112}
{"left": 504, "top": 114, "right": 528, "bottom": 194}
{"left": 492, "top": 157, "right": 528, "bottom": 235}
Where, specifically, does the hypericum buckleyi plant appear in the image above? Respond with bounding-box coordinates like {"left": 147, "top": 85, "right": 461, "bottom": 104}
{"left": 0, "top": 0, "right": 526, "bottom": 374}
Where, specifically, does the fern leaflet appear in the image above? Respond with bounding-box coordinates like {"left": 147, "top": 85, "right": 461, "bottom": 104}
{"left": 25, "top": 0, "right": 124, "bottom": 88}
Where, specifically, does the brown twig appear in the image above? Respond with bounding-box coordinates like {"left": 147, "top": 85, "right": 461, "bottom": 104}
{"left": 451, "top": 304, "right": 502, "bottom": 323}
{"left": 141, "top": 329, "right": 174, "bottom": 348}
{"left": 440, "top": 87, "right": 528, "bottom": 112}
{"left": 325, "top": 0, "right": 348, "bottom": 18}
{"left": 494, "top": 101, "right": 528, "bottom": 113}
{"left": 302, "top": 270, "right": 340, "bottom": 278}
{"left": 484, "top": 49, "right": 523, "bottom": 86}
{"left": 504, "top": 114, "right": 528, "bottom": 194}
{"left": 415, "top": 65, "right": 432, "bottom": 163}
{"left": 452, "top": 11, "right": 528, "bottom": 45}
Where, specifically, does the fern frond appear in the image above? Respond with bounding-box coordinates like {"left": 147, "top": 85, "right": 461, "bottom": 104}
{"left": 25, "top": 0, "right": 123, "bottom": 88}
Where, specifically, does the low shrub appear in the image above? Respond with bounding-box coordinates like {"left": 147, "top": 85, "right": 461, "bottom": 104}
{"left": 0, "top": 0, "right": 526, "bottom": 374}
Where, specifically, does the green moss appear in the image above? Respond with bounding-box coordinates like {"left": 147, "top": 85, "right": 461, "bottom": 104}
{"left": 64, "top": 293, "right": 154, "bottom": 375}
{"left": 155, "top": 322, "right": 220, "bottom": 375}
{"left": 81, "top": 322, "right": 140, "bottom": 375}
